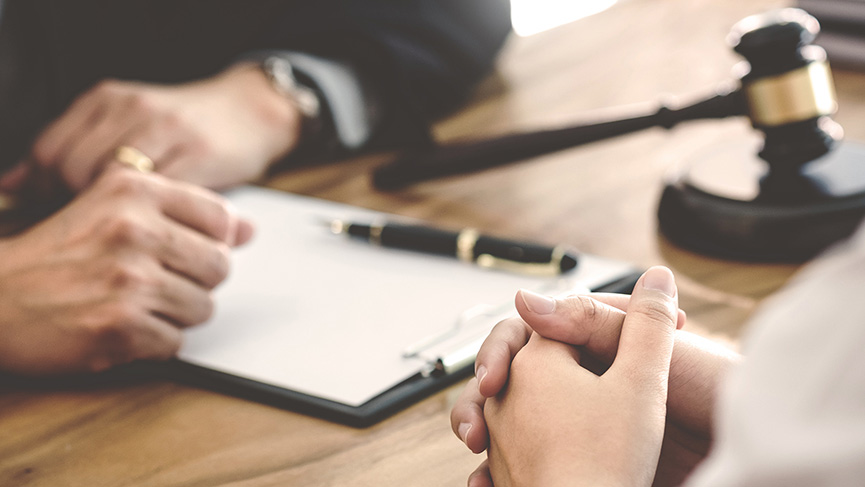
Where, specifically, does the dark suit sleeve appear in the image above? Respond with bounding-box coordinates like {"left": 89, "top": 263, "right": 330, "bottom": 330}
{"left": 255, "top": 0, "right": 513, "bottom": 156}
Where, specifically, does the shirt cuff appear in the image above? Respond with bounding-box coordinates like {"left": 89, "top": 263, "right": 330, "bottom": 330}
{"left": 238, "top": 50, "right": 381, "bottom": 151}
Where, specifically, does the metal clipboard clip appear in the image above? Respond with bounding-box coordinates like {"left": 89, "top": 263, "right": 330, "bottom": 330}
{"left": 402, "top": 302, "right": 509, "bottom": 377}
{"left": 402, "top": 280, "right": 587, "bottom": 377}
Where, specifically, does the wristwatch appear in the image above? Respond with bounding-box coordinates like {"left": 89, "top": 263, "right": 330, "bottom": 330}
{"left": 261, "top": 55, "right": 321, "bottom": 121}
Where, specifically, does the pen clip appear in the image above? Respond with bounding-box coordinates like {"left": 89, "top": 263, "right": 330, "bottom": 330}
{"left": 475, "top": 245, "right": 573, "bottom": 276}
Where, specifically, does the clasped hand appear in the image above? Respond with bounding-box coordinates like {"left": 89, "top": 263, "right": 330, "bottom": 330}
{"left": 452, "top": 267, "right": 740, "bottom": 487}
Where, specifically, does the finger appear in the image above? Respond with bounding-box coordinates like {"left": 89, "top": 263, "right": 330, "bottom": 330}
{"left": 517, "top": 291, "right": 684, "bottom": 370}
{"left": 116, "top": 111, "right": 195, "bottom": 179}
{"left": 50, "top": 88, "right": 159, "bottom": 190}
{"left": 474, "top": 316, "right": 532, "bottom": 397}
{"left": 524, "top": 331, "right": 583, "bottom": 366}
{"left": 124, "top": 314, "right": 185, "bottom": 361}
{"left": 31, "top": 88, "right": 106, "bottom": 169}
{"left": 450, "top": 377, "right": 489, "bottom": 454}
{"left": 516, "top": 290, "right": 626, "bottom": 365}
{"left": 234, "top": 218, "right": 255, "bottom": 247}
{"left": 158, "top": 221, "right": 231, "bottom": 289}
{"left": 89, "top": 311, "right": 183, "bottom": 372}
{"left": 467, "top": 460, "right": 493, "bottom": 487}
{"left": 591, "top": 292, "right": 686, "bottom": 330}
{"left": 61, "top": 107, "right": 139, "bottom": 189}
{"left": 149, "top": 268, "right": 215, "bottom": 328}
{"left": 609, "top": 266, "right": 678, "bottom": 386}
{"left": 152, "top": 177, "right": 247, "bottom": 246}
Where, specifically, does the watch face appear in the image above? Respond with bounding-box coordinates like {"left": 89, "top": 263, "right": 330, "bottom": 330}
{"left": 264, "top": 57, "right": 321, "bottom": 119}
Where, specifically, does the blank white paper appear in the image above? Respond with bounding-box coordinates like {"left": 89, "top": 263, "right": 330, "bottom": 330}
{"left": 180, "top": 187, "right": 635, "bottom": 407}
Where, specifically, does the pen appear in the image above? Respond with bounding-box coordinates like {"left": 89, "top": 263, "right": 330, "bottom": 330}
{"left": 328, "top": 219, "right": 578, "bottom": 275}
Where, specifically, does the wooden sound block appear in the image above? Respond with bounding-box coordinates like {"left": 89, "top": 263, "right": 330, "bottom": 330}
{"left": 658, "top": 141, "right": 865, "bottom": 262}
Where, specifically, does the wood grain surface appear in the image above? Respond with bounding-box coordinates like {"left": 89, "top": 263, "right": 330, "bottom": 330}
{"left": 3, "top": 0, "right": 864, "bottom": 485}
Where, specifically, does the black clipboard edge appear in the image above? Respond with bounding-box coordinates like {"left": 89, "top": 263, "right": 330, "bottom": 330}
{"left": 153, "top": 268, "right": 644, "bottom": 428}
{"left": 149, "top": 360, "right": 474, "bottom": 428}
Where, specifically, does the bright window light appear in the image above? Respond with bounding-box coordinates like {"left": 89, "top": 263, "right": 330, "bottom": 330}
{"left": 510, "top": 0, "right": 617, "bottom": 36}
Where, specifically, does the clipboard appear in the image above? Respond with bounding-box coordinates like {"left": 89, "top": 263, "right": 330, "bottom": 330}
{"left": 162, "top": 186, "right": 642, "bottom": 428}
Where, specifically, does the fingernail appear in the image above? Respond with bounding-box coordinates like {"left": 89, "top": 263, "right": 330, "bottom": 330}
{"left": 519, "top": 289, "right": 556, "bottom": 314}
{"left": 641, "top": 266, "right": 676, "bottom": 297}
{"left": 476, "top": 365, "right": 488, "bottom": 389}
{"left": 458, "top": 423, "right": 472, "bottom": 443}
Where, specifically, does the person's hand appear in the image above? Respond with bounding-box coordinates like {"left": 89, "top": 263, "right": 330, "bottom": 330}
{"left": 451, "top": 270, "right": 740, "bottom": 487}
{"left": 481, "top": 267, "right": 679, "bottom": 487}
{"left": 0, "top": 164, "right": 254, "bottom": 375}
{"left": 18, "top": 62, "right": 302, "bottom": 193}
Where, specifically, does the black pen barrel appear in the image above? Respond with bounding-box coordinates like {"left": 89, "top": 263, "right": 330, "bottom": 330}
{"left": 377, "top": 223, "right": 459, "bottom": 256}
{"left": 473, "top": 236, "right": 553, "bottom": 263}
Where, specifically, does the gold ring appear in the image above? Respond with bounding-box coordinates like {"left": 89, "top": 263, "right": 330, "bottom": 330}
{"left": 115, "top": 146, "right": 155, "bottom": 173}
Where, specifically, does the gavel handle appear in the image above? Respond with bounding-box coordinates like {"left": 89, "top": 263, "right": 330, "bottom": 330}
{"left": 372, "top": 88, "right": 747, "bottom": 191}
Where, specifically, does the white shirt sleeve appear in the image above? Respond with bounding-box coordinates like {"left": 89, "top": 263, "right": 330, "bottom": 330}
{"left": 686, "top": 224, "right": 865, "bottom": 487}
{"left": 278, "top": 51, "right": 380, "bottom": 150}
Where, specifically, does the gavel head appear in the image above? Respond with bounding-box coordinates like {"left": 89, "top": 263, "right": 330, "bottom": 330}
{"left": 728, "top": 8, "right": 843, "bottom": 171}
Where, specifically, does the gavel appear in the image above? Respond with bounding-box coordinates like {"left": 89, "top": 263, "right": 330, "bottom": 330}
{"left": 372, "top": 8, "right": 841, "bottom": 193}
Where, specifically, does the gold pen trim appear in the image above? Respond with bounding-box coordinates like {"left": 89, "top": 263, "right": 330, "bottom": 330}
{"left": 475, "top": 245, "right": 572, "bottom": 277}
{"left": 368, "top": 220, "right": 385, "bottom": 246}
{"left": 476, "top": 254, "right": 560, "bottom": 276}
{"left": 456, "top": 228, "right": 480, "bottom": 263}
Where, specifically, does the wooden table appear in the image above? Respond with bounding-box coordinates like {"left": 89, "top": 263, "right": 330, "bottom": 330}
{"left": 3, "top": 0, "right": 864, "bottom": 485}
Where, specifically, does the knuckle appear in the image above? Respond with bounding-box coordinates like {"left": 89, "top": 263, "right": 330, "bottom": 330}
{"left": 563, "top": 295, "right": 604, "bottom": 324}
{"left": 126, "top": 92, "right": 159, "bottom": 117}
{"left": 101, "top": 214, "right": 138, "bottom": 244}
{"left": 101, "top": 213, "right": 155, "bottom": 248}
{"left": 631, "top": 299, "right": 677, "bottom": 329}
{"left": 91, "top": 79, "right": 124, "bottom": 97}
{"left": 480, "top": 340, "right": 511, "bottom": 375}
{"left": 85, "top": 305, "right": 138, "bottom": 363}
{"left": 106, "top": 260, "right": 150, "bottom": 292}
{"left": 100, "top": 164, "right": 152, "bottom": 196}
{"left": 187, "top": 136, "right": 214, "bottom": 160}
{"left": 449, "top": 406, "right": 461, "bottom": 429}
{"left": 484, "top": 317, "right": 526, "bottom": 357}
{"left": 160, "top": 111, "right": 186, "bottom": 131}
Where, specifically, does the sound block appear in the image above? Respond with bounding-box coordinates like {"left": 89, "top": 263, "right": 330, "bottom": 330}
{"left": 658, "top": 141, "right": 865, "bottom": 262}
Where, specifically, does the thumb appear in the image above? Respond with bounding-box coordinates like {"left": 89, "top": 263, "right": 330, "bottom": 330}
{"left": 609, "top": 266, "right": 678, "bottom": 387}
{"left": 516, "top": 290, "right": 626, "bottom": 365}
